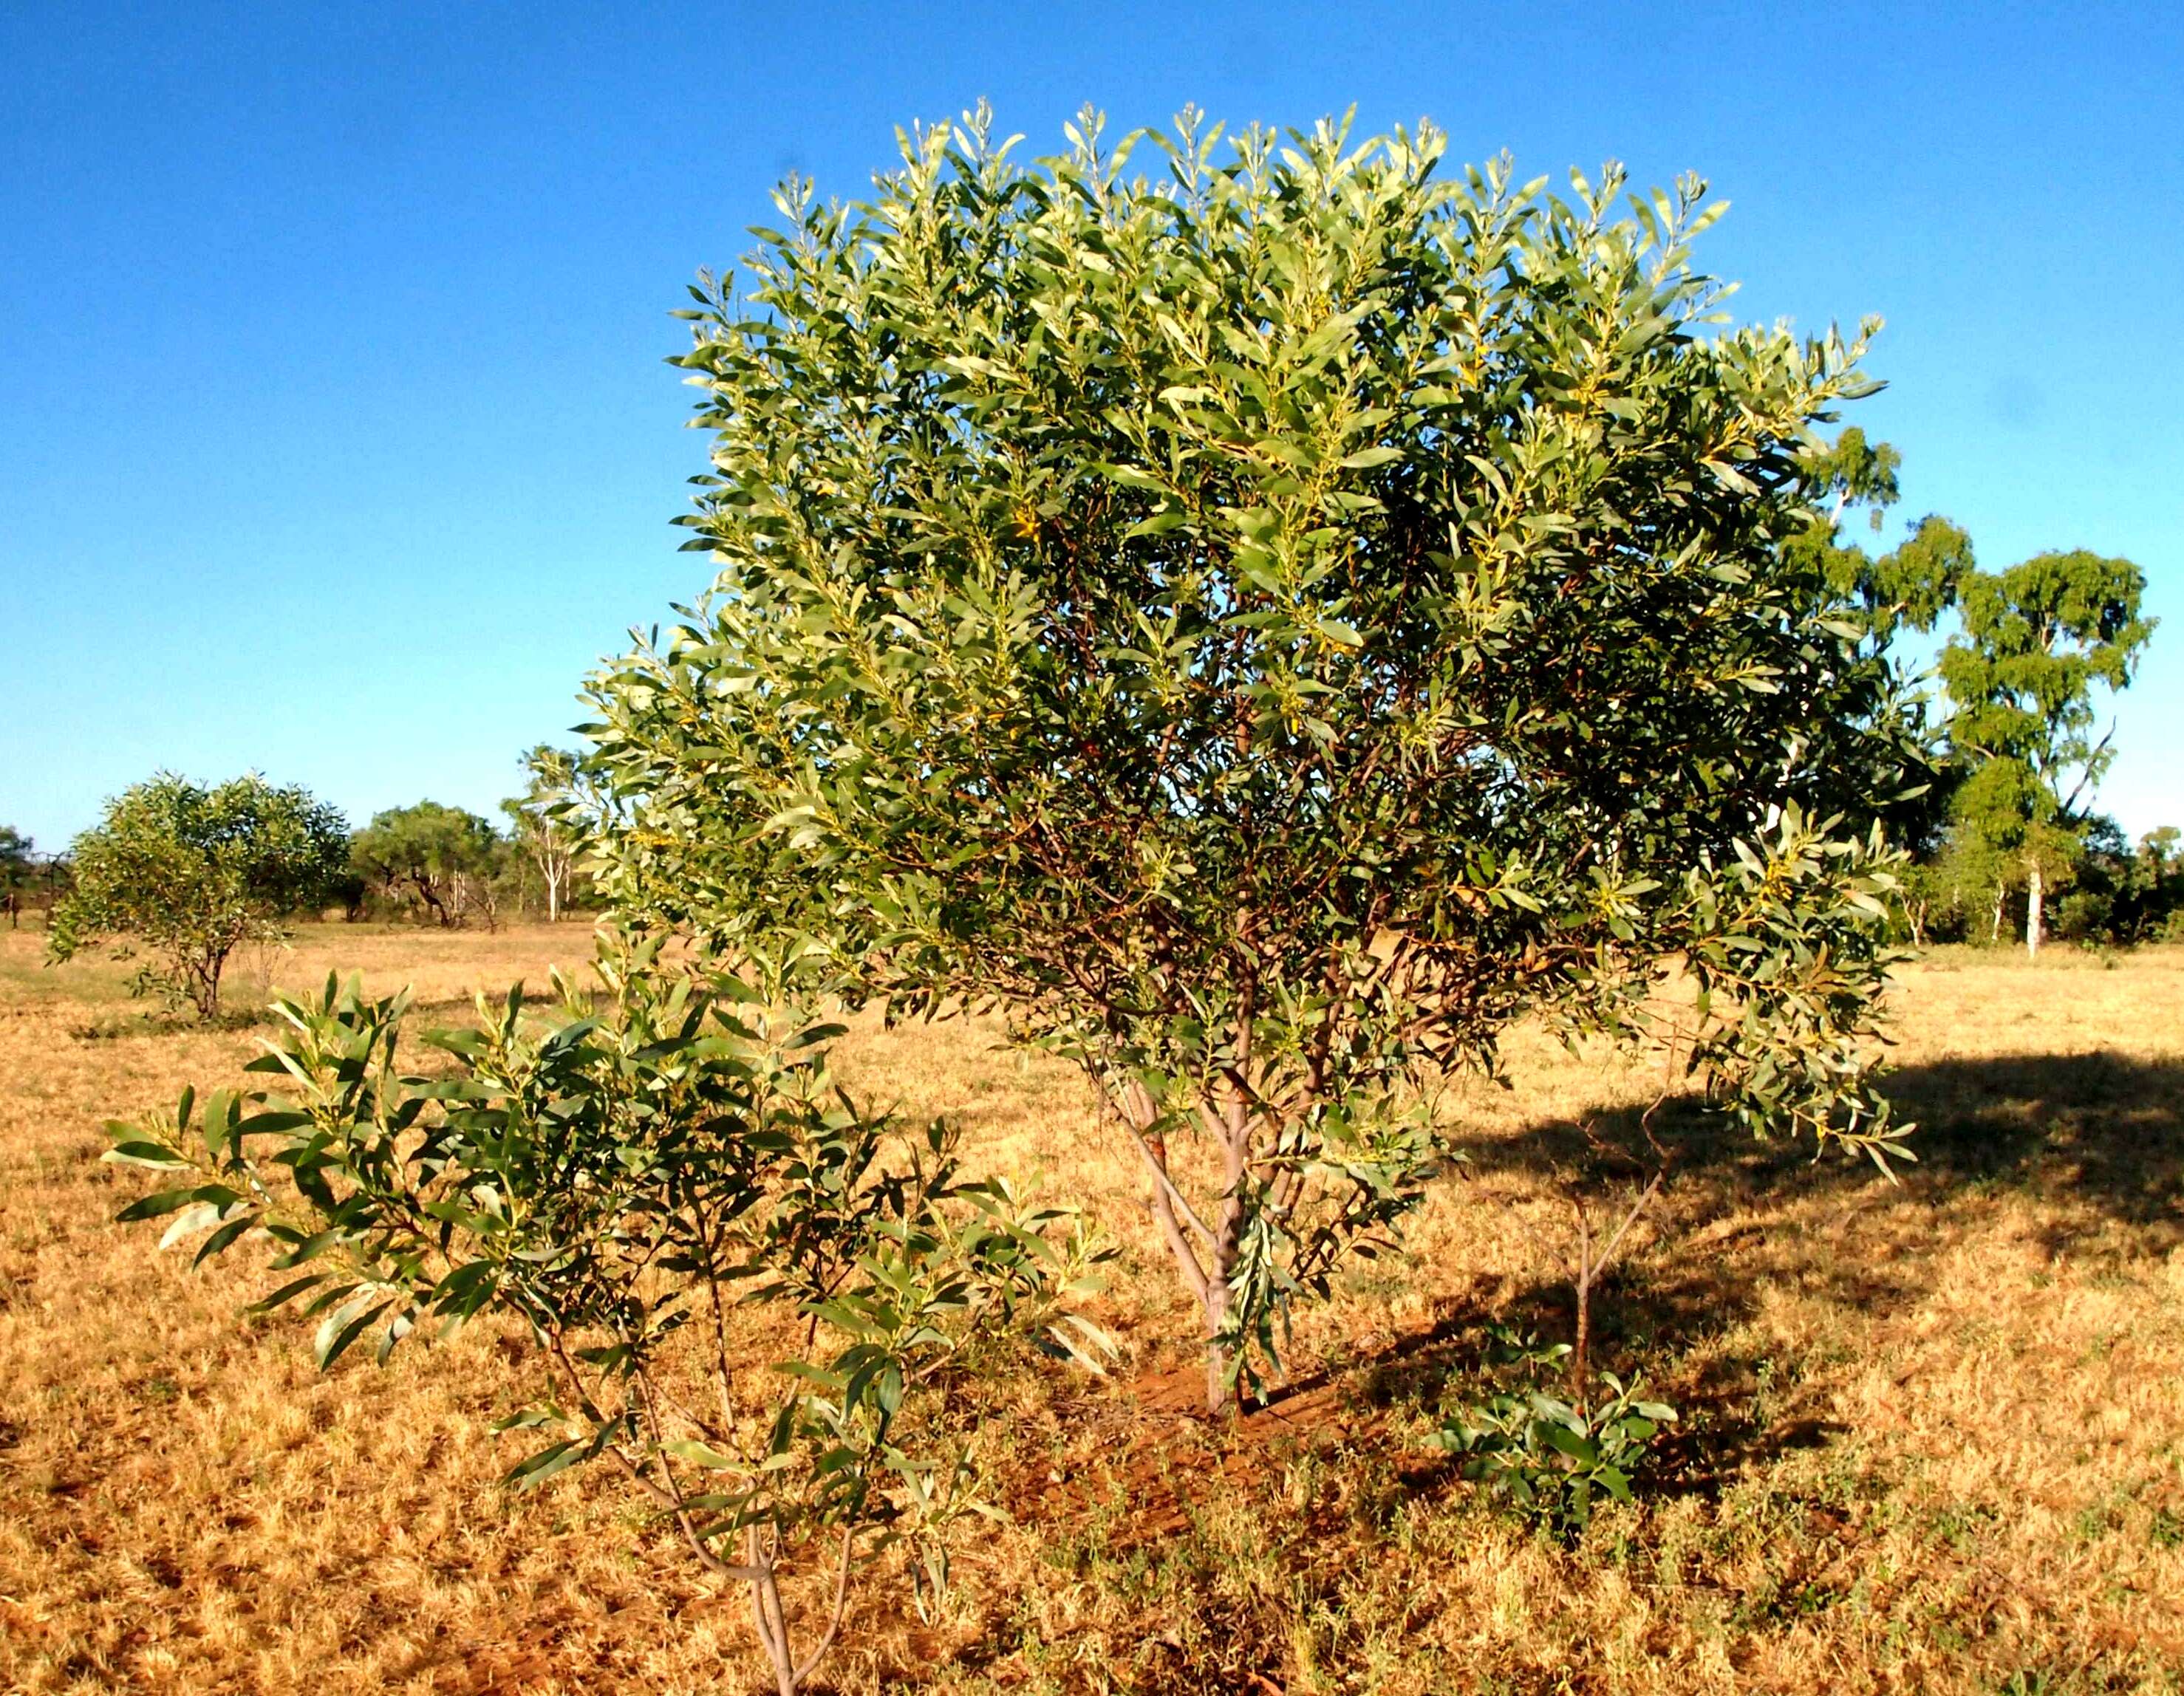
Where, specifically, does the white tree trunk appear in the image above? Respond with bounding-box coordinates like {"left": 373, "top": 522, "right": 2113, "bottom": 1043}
{"left": 2026, "top": 861, "right": 2044, "bottom": 958}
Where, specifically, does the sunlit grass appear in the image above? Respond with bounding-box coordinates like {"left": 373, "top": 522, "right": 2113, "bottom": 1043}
{"left": 3, "top": 924, "right": 2180, "bottom": 1692}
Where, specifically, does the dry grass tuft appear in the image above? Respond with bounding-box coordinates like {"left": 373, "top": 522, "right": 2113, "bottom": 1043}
{"left": 3, "top": 926, "right": 2180, "bottom": 1693}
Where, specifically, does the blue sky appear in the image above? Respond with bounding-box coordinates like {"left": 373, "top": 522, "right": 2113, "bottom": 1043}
{"left": 3, "top": 1, "right": 2179, "bottom": 848}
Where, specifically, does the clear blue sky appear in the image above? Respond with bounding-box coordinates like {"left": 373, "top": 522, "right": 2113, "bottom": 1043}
{"left": 4, "top": 1, "right": 2179, "bottom": 849}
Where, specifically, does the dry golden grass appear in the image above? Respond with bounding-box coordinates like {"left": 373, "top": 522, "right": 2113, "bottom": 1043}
{"left": 2, "top": 925, "right": 2180, "bottom": 1694}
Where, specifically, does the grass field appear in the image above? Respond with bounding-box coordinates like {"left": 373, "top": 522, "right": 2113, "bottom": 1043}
{"left": 3, "top": 923, "right": 2181, "bottom": 1695}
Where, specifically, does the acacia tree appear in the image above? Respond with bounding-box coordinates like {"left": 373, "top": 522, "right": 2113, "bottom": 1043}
{"left": 1937, "top": 550, "right": 2154, "bottom": 956}
{"left": 49, "top": 775, "right": 348, "bottom": 1019}
{"left": 352, "top": 801, "right": 503, "bottom": 928}
{"left": 585, "top": 111, "right": 1927, "bottom": 1413}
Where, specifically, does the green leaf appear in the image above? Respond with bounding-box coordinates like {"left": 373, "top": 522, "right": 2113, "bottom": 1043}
{"left": 665, "top": 1439, "right": 743, "bottom": 1471}
{"left": 103, "top": 1141, "right": 193, "bottom": 1170}
{"left": 116, "top": 1188, "right": 209, "bottom": 1223}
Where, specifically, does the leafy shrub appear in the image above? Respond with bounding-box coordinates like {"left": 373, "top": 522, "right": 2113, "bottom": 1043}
{"left": 49, "top": 773, "right": 349, "bottom": 1019}
{"left": 106, "top": 937, "right": 1110, "bottom": 1693}
{"left": 1431, "top": 1328, "right": 1676, "bottom": 1534}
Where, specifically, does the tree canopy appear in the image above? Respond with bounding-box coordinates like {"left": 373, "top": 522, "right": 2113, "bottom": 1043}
{"left": 49, "top": 774, "right": 349, "bottom": 1018}
{"left": 1782, "top": 425, "right": 1975, "bottom": 647}
{"left": 351, "top": 800, "right": 503, "bottom": 929}
{"left": 1937, "top": 548, "right": 2154, "bottom": 953}
{"left": 584, "top": 110, "right": 1927, "bottom": 1409}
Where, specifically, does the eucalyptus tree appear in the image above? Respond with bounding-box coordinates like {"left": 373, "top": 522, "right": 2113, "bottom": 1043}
{"left": 1938, "top": 550, "right": 2154, "bottom": 955}
{"left": 48, "top": 774, "right": 348, "bottom": 1019}
{"left": 1784, "top": 425, "right": 1975, "bottom": 646}
{"left": 502, "top": 745, "right": 584, "bottom": 922}
{"left": 587, "top": 109, "right": 1927, "bottom": 1412}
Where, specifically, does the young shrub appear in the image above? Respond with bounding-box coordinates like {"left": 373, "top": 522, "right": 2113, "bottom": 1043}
{"left": 1433, "top": 1327, "right": 1676, "bottom": 1536}
{"left": 49, "top": 773, "right": 349, "bottom": 1020}
{"left": 106, "top": 938, "right": 1109, "bottom": 1695}
{"left": 584, "top": 109, "right": 1929, "bottom": 1412}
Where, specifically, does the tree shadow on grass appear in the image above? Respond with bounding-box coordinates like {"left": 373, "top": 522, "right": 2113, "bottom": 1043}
{"left": 1345, "top": 1047, "right": 2183, "bottom": 1485}
{"left": 1454, "top": 1045, "right": 2184, "bottom": 1241}
{"left": 1881, "top": 1049, "right": 2184, "bottom": 1231}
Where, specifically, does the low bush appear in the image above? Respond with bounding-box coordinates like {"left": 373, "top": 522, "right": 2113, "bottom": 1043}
{"left": 106, "top": 936, "right": 1111, "bottom": 1694}
{"left": 1430, "top": 1327, "right": 1678, "bottom": 1535}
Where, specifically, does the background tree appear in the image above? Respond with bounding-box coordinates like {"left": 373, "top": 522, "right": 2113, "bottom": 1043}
{"left": 47, "top": 774, "right": 349, "bottom": 1019}
{"left": 1937, "top": 550, "right": 2155, "bottom": 956}
{"left": 2051, "top": 818, "right": 2184, "bottom": 946}
{"left": 351, "top": 801, "right": 504, "bottom": 929}
{"left": 0, "top": 826, "right": 33, "bottom": 929}
{"left": 502, "top": 745, "right": 584, "bottom": 923}
{"left": 1784, "top": 425, "right": 1975, "bottom": 646}
{"left": 1897, "top": 821, "right": 2010, "bottom": 946}
{"left": 585, "top": 111, "right": 1925, "bottom": 1413}
{"left": 2140, "top": 827, "right": 2184, "bottom": 941}
{"left": 1784, "top": 425, "right": 1976, "bottom": 908}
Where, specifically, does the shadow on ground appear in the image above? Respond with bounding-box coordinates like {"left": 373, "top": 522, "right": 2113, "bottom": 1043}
{"left": 1332, "top": 1047, "right": 2184, "bottom": 1488}
{"left": 1455, "top": 1045, "right": 2184, "bottom": 1235}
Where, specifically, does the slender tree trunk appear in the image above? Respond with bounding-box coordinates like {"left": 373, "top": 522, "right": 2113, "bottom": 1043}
{"left": 193, "top": 946, "right": 230, "bottom": 1022}
{"left": 1568, "top": 1168, "right": 1666, "bottom": 1412}
{"left": 2026, "top": 861, "right": 2044, "bottom": 958}
{"left": 533, "top": 841, "right": 564, "bottom": 923}
{"left": 1114, "top": 1070, "right": 1250, "bottom": 1417}
{"left": 1116, "top": 1079, "right": 1219, "bottom": 1391}
{"left": 1990, "top": 885, "right": 2004, "bottom": 946}
{"left": 1202, "top": 971, "right": 1260, "bottom": 1417}
{"left": 1572, "top": 1201, "right": 1593, "bottom": 1408}
{"left": 1204, "top": 1097, "right": 1249, "bottom": 1417}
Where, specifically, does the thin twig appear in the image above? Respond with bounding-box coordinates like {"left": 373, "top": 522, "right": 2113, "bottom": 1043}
{"left": 1109, "top": 1086, "right": 1217, "bottom": 1247}
{"left": 792, "top": 1523, "right": 860, "bottom": 1684}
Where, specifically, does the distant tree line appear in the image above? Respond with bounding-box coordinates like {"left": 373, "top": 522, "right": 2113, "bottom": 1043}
{"left": 18, "top": 745, "right": 600, "bottom": 1020}
{"left": 0, "top": 824, "right": 71, "bottom": 927}
{"left": 341, "top": 745, "right": 600, "bottom": 929}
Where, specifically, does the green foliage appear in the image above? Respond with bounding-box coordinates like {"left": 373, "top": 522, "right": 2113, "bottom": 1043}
{"left": 351, "top": 799, "right": 505, "bottom": 929}
{"left": 1936, "top": 549, "right": 2155, "bottom": 951}
{"left": 500, "top": 745, "right": 589, "bottom": 923}
{"left": 1943, "top": 551, "right": 2155, "bottom": 801}
{"left": 47, "top": 774, "right": 349, "bottom": 1019}
{"left": 0, "top": 825, "right": 35, "bottom": 925}
{"left": 1785, "top": 425, "right": 1975, "bottom": 646}
{"left": 1431, "top": 1327, "right": 1676, "bottom": 1535}
{"left": 582, "top": 108, "right": 1926, "bottom": 1411}
{"left": 2050, "top": 818, "right": 2184, "bottom": 946}
{"left": 106, "top": 937, "right": 1109, "bottom": 1692}
{"left": 1898, "top": 822, "right": 2014, "bottom": 945}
